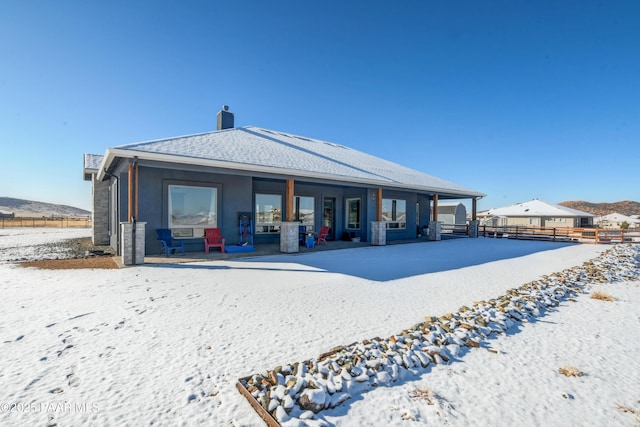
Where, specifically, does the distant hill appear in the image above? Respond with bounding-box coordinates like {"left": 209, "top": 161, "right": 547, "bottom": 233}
{"left": 0, "top": 197, "right": 90, "bottom": 217}
{"left": 559, "top": 200, "right": 640, "bottom": 216}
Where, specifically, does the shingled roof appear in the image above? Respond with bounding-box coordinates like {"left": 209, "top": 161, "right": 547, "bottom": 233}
{"left": 92, "top": 126, "right": 484, "bottom": 198}
{"left": 485, "top": 199, "right": 593, "bottom": 218}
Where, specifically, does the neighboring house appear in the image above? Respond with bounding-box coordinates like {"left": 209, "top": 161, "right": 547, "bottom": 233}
{"left": 436, "top": 202, "right": 467, "bottom": 225}
{"left": 0, "top": 209, "right": 15, "bottom": 219}
{"left": 83, "top": 107, "right": 485, "bottom": 255}
{"left": 477, "top": 199, "right": 593, "bottom": 228}
{"left": 594, "top": 213, "right": 640, "bottom": 229}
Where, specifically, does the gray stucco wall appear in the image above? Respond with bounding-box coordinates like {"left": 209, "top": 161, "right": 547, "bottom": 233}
{"left": 109, "top": 176, "right": 121, "bottom": 251}
{"left": 252, "top": 180, "right": 363, "bottom": 244}
{"left": 417, "top": 195, "right": 431, "bottom": 230}
{"left": 374, "top": 189, "right": 419, "bottom": 240}
{"left": 110, "top": 160, "right": 433, "bottom": 255}
{"left": 136, "top": 167, "right": 253, "bottom": 255}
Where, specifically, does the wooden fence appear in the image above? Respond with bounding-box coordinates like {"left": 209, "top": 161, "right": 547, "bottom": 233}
{"left": 441, "top": 223, "right": 469, "bottom": 235}
{"left": 0, "top": 217, "right": 91, "bottom": 228}
{"left": 478, "top": 225, "right": 640, "bottom": 244}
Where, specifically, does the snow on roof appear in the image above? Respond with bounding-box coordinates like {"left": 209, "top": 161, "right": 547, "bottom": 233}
{"left": 595, "top": 213, "right": 640, "bottom": 223}
{"left": 437, "top": 202, "right": 465, "bottom": 215}
{"left": 486, "top": 199, "right": 593, "bottom": 218}
{"left": 102, "top": 126, "right": 484, "bottom": 197}
{"left": 83, "top": 153, "right": 105, "bottom": 181}
{"left": 84, "top": 153, "right": 104, "bottom": 171}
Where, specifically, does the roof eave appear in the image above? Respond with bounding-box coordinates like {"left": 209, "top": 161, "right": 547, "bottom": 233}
{"left": 100, "top": 149, "right": 485, "bottom": 198}
{"left": 96, "top": 149, "right": 119, "bottom": 181}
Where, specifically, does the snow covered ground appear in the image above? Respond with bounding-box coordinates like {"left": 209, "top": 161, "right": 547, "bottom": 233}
{"left": 1, "top": 228, "right": 639, "bottom": 426}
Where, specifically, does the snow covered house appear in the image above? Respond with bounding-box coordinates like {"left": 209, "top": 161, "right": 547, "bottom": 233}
{"left": 0, "top": 209, "right": 15, "bottom": 219}
{"left": 477, "top": 199, "right": 593, "bottom": 228}
{"left": 593, "top": 213, "right": 640, "bottom": 229}
{"left": 83, "top": 107, "right": 485, "bottom": 257}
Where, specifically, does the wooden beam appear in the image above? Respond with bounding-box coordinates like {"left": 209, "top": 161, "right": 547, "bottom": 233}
{"left": 134, "top": 162, "right": 139, "bottom": 220}
{"left": 376, "top": 188, "right": 382, "bottom": 221}
{"left": 432, "top": 194, "right": 439, "bottom": 222}
{"left": 286, "top": 179, "right": 294, "bottom": 222}
{"left": 127, "top": 164, "right": 133, "bottom": 222}
{"left": 236, "top": 379, "right": 280, "bottom": 427}
{"left": 472, "top": 198, "right": 477, "bottom": 221}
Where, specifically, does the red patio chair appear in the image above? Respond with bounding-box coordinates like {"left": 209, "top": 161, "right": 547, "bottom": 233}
{"left": 316, "top": 226, "right": 330, "bottom": 245}
{"left": 204, "top": 228, "right": 225, "bottom": 253}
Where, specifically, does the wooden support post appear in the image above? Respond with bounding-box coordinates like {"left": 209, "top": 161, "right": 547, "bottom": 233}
{"left": 127, "top": 161, "right": 139, "bottom": 222}
{"left": 286, "top": 179, "right": 294, "bottom": 222}
{"left": 472, "top": 198, "right": 477, "bottom": 221}
{"left": 127, "top": 164, "right": 133, "bottom": 222}
{"left": 376, "top": 188, "right": 382, "bottom": 222}
{"left": 432, "top": 194, "right": 439, "bottom": 222}
{"left": 135, "top": 162, "right": 139, "bottom": 220}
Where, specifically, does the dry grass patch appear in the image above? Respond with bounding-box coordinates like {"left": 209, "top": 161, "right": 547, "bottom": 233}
{"left": 558, "top": 365, "right": 585, "bottom": 377}
{"left": 591, "top": 291, "right": 615, "bottom": 302}
{"left": 615, "top": 403, "right": 640, "bottom": 425}
{"left": 410, "top": 387, "right": 439, "bottom": 405}
{"left": 19, "top": 257, "right": 118, "bottom": 270}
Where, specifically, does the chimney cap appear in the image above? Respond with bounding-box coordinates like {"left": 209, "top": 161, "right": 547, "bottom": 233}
{"left": 222, "top": 105, "right": 229, "bottom": 111}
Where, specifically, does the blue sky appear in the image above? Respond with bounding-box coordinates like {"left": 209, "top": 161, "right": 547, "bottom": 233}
{"left": 1, "top": 1, "right": 638, "bottom": 212}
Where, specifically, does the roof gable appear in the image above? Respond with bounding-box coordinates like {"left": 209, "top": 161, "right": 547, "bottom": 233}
{"left": 84, "top": 153, "right": 103, "bottom": 171}
{"left": 598, "top": 213, "right": 640, "bottom": 223}
{"left": 83, "top": 153, "right": 104, "bottom": 181}
{"left": 487, "top": 199, "right": 593, "bottom": 218}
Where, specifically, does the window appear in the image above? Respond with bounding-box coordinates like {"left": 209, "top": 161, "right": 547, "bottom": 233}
{"left": 256, "top": 194, "right": 282, "bottom": 234}
{"left": 548, "top": 217, "right": 566, "bottom": 223}
{"left": 383, "top": 198, "right": 406, "bottom": 229}
{"left": 346, "top": 198, "right": 361, "bottom": 229}
{"left": 169, "top": 185, "right": 217, "bottom": 238}
{"left": 295, "top": 196, "right": 315, "bottom": 231}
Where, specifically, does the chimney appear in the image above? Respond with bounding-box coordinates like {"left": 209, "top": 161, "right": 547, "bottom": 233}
{"left": 216, "top": 105, "right": 234, "bottom": 130}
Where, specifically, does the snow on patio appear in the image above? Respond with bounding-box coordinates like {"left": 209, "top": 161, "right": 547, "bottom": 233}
{"left": 1, "top": 229, "right": 639, "bottom": 426}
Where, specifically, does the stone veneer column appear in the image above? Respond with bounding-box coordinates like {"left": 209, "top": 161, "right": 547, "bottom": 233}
{"left": 121, "top": 222, "right": 146, "bottom": 265}
{"left": 370, "top": 221, "right": 386, "bottom": 246}
{"left": 468, "top": 220, "right": 480, "bottom": 238}
{"left": 428, "top": 221, "right": 442, "bottom": 241}
{"left": 92, "top": 175, "right": 110, "bottom": 245}
{"left": 280, "top": 222, "right": 299, "bottom": 253}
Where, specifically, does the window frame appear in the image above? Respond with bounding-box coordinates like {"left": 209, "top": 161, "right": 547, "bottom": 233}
{"left": 345, "top": 197, "right": 361, "bottom": 230}
{"left": 255, "top": 193, "right": 282, "bottom": 234}
{"left": 294, "top": 195, "right": 315, "bottom": 232}
{"left": 168, "top": 184, "right": 218, "bottom": 238}
{"left": 382, "top": 198, "right": 407, "bottom": 229}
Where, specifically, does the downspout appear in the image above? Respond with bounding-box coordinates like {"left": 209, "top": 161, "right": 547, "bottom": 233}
{"left": 129, "top": 157, "right": 139, "bottom": 265}
{"left": 103, "top": 169, "right": 120, "bottom": 254}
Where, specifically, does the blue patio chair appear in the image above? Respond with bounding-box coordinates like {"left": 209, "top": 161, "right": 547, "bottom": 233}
{"left": 299, "top": 225, "right": 307, "bottom": 243}
{"left": 156, "top": 228, "right": 185, "bottom": 256}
